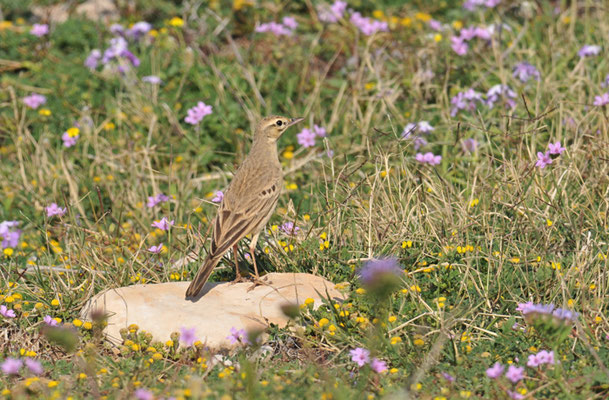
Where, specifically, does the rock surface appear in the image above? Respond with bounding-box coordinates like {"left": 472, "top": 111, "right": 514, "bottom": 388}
{"left": 81, "top": 273, "right": 343, "bottom": 349}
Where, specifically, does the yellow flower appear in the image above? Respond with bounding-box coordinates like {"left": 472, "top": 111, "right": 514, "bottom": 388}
{"left": 400, "top": 17, "right": 412, "bottom": 27}
{"left": 414, "top": 12, "right": 431, "bottom": 22}
{"left": 51, "top": 299, "right": 60, "bottom": 307}
{"left": 304, "top": 298, "right": 315, "bottom": 306}
{"left": 104, "top": 122, "right": 115, "bottom": 131}
{"left": 402, "top": 240, "right": 412, "bottom": 248}
{"left": 364, "top": 82, "right": 376, "bottom": 91}
{"left": 66, "top": 127, "right": 80, "bottom": 137}
{"left": 390, "top": 368, "right": 399, "bottom": 374}
{"left": 318, "top": 318, "right": 329, "bottom": 327}
{"left": 328, "top": 325, "right": 336, "bottom": 335}
{"left": 546, "top": 219, "right": 553, "bottom": 227}
{"left": 388, "top": 315, "right": 396, "bottom": 323}
{"left": 73, "top": 319, "right": 83, "bottom": 327}
{"left": 433, "top": 34, "right": 442, "bottom": 42}
{"left": 372, "top": 10, "right": 384, "bottom": 19}
{"left": 169, "top": 17, "right": 184, "bottom": 27}
{"left": 48, "top": 380, "right": 59, "bottom": 388}
{"left": 283, "top": 150, "right": 294, "bottom": 159}
{"left": 78, "top": 373, "right": 87, "bottom": 379}
{"left": 390, "top": 336, "right": 402, "bottom": 345}
{"left": 38, "top": 108, "right": 51, "bottom": 116}
{"left": 3, "top": 248, "right": 13, "bottom": 256}
{"left": 233, "top": 0, "right": 254, "bottom": 10}
{"left": 453, "top": 21, "right": 464, "bottom": 30}
{"left": 413, "top": 338, "right": 425, "bottom": 346}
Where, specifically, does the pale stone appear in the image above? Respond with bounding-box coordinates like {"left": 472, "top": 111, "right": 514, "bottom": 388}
{"left": 32, "top": 0, "right": 118, "bottom": 24}
{"left": 81, "top": 273, "right": 344, "bottom": 349}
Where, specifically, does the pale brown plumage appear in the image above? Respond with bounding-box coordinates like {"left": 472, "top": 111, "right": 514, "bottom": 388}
{"left": 185, "top": 115, "right": 303, "bottom": 298}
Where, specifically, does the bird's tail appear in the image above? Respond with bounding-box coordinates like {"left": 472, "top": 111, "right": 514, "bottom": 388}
{"left": 185, "top": 254, "right": 222, "bottom": 298}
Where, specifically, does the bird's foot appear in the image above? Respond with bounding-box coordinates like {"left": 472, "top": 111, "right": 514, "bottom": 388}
{"left": 246, "top": 275, "right": 271, "bottom": 292}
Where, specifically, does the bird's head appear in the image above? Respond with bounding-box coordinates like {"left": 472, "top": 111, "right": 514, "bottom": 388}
{"left": 255, "top": 115, "right": 304, "bottom": 142}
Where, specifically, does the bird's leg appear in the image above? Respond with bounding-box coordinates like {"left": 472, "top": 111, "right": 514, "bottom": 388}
{"left": 247, "top": 232, "right": 270, "bottom": 291}
{"left": 231, "top": 244, "right": 244, "bottom": 283}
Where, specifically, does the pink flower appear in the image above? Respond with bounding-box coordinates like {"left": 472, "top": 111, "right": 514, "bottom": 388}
{"left": 535, "top": 151, "right": 552, "bottom": 168}
{"left": 513, "top": 62, "right": 541, "bottom": 83}
{"left": 46, "top": 203, "right": 67, "bottom": 218}
{"left": 23, "top": 94, "right": 46, "bottom": 109}
{"left": 1, "top": 358, "right": 22, "bottom": 375}
{"left": 593, "top": 93, "right": 609, "bottom": 106}
{"left": 30, "top": 24, "right": 49, "bottom": 37}
{"left": 527, "top": 350, "right": 555, "bottom": 367}
{"left": 318, "top": 1, "right": 347, "bottom": 23}
{"left": 147, "top": 193, "right": 170, "bottom": 208}
{"left": 180, "top": 326, "right": 197, "bottom": 346}
{"left": 578, "top": 45, "right": 601, "bottom": 57}
{"left": 211, "top": 191, "right": 224, "bottom": 203}
{"left": 135, "top": 389, "right": 154, "bottom": 400}
{"left": 255, "top": 22, "right": 293, "bottom": 36}
{"left": 151, "top": 217, "right": 174, "bottom": 231}
{"left": 451, "top": 36, "right": 469, "bottom": 55}
{"left": 148, "top": 243, "right": 163, "bottom": 254}
{"left": 415, "top": 152, "right": 442, "bottom": 165}
{"left": 43, "top": 315, "right": 58, "bottom": 326}
{"left": 297, "top": 128, "right": 316, "bottom": 147}
{"left": 486, "top": 362, "right": 504, "bottom": 379}
{"left": 142, "top": 75, "right": 162, "bottom": 84}
{"left": 24, "top": 359, "right": 43, "bottom": 375}
{"left": 84, "top": 49, "right": 102, "bottom": 69}
{"left": 0, "top": 305, "right": 16, "bottom": 318}
{"left": 505, "top": 365, "right": 525, "bottom": 383}
{"left": 184, "top": 101, "right": 212, "bottom": 125}
{"left": 350, "top": 12, "right": 388, "bottom": 36}
{"left": 62, "top": 131, "right": 79, "bottom": 148}
{"left": 313, "top": 125, "right": 327, "bottom": 137}
{"left": 349, "top": 347, "right": 370, "bottom": 367}
{"left": 227, "top": 327, "right": 250, "bottom": 345}
{"left": 461, "top": 138, "right": 479, "bottom": 153}
{"left": 506, "top": 390, "right": 524, "bottom": 400}
{"left": 282, "top": 16, "right": 298, "bottom": 30}
{"left": 547, "top": 141, "right": 565, "bottom": 155}
{"left": 370, "top": 358, "right": 387, "bottom": 373}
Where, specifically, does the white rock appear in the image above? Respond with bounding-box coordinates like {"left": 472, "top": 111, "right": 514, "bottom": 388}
{"left": 81, "top": 273, "right": 344, "bottom": 349}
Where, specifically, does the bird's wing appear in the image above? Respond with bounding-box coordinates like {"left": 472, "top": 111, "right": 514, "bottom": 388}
{"left": 209, "top": 177, "right": 281, "bottom": 258}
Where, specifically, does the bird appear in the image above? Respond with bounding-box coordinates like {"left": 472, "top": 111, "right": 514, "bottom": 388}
{"left": 185, "top": 115, "right": 304, "bottom": 298}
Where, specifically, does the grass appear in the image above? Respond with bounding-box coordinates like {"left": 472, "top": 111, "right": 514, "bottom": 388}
{"left": 1, "top": 0, "right": 609, "bottom": 399}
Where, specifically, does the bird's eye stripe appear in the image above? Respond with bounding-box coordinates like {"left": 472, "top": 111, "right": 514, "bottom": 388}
{"left": 276, "top": 120, "right": 283, "bottom": 126}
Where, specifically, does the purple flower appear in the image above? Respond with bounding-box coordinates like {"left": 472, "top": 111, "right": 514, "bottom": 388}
{"left": 43, "top": 315, "right": 58, "bottom": 326}
{"left": 602, "top": 74, "right": 609, "bottom": 88}
{"left": 535, "top": 151, "right": 552, "bottom": 169}
{"left": 0, "top": 221, "right": 21, "bottom": 249}
{"left": 227, "top": 327, "right": 250, "bottom": 345}
{"left": 127, "top": 21, "right": 152, "bottom": 40}
{"left": 184, "top": 101, "right": 213, "bottom": 125}
{"left": 441, "top": 372, "right": 455, "bottom": 382}
{"left": 279, "top": 221, "right": 299, "bottom": 235}
{"left": 451, "top": 36, "right": 469, "bottom": 55}
{"left": 255, "top": 22, "right": 294, "bottom": 37}
{"left": 62, "top": 131, "right": 79, "bottom": 148}
{"left": 84, "top": 49, "right": 102, "bottom": 70}
{"left": 110, "top": 24, "right": 125, "bottom": 36}
{"left": 429, "top": 20, "right": 443, "bottom": 31}
{"left": 24, "top": 359, "right": 43, "bottom": 375}
{"left": 401, "top": 123, "right": 417, "bottom": 139}
{"left": 593, "top": 93, "right": 609, "bottom": 106}
{"left": 462, "top": 138, "right": 479, "bottom": 153}
{"left": 450, "top": 89, "right": 484, "bottom": 116}
{"left": 313, "top": 125, "right": 327, "bottom": 137}
{"left": 151, "top": 217, "right": 174, "bottom": 231}
{"left": 0, "top": 305, "right": 16, "bottom": 318}
{"left": 211, "top": 191, "right": 224, "bottom": 203}
{"left": 350, "top": 12, "right": 388, "bottom": 36}
{"left": 148, "top": 243, "right": 163, "bottom": 254}
{"left": 318, "top": 1, "right": 347, "bottom": 23}
{"left": 486, "top": 84, "right": 517, "bottom": 109}
{"left": 535, "top": 350, "right": 555, "bottom": 365}
{"left": 578, "top": 45, "right": 601, "bottom": 58}
{"left": 506, "top": 391, "right": 524, "bottom": 400}
{"left": 349, "top": 347, "right": 370, "bottom": 367}
{"left": 30, "top": 24, "right": 49, "bottom": 37}
{"left": 147, "top": 193, "right": 170, "bottom": 208}
{"left": 464, "top": 0, "right": 501, "bottom": 10}
{"left": 23, "top": 94, "right": 46, "bottom": 109}
{"left": 547, "top": 141, "right": 565, "bottom": 155}
{"left": 282, "top": 17, "right": 298, "bottom": 30}
{"left": 180, "top": 326, "right": 197, "bottom": 346}
{"left": 413, "top": 136, "right": 428, "bottom": 151}
{"left": 135, "top": 389, "right": 154, "bottom": 400}
{"left": 46, "top": 203, "right": 67, "bottom": 218}
{"left": 513, "top": 62, "right": 541, "bottom": 83}
{"left": 297, "top": 128, "right": 317, "bottom": 147}
{"left": 505, "top": 365, "right": 525, "bottom": 383}
{"left": 358, "top": 258, "right": 402, "bottom": 285}
{"left": 415, "top": 152, "right": 442, "bottom": 165}
{"left": 486, "top": 362, "right": 504, "bottom": 379}
{"left": 417, "top": 121, "right": 434, "bottom": 133}
{"left": 142, "top": 75, "right": 162, "bottom": 84}
{"left": 1, "top": 358, "right": 22, "bottom": 375}
{"left": 370, "top": 358, "right": 387, "bottom": 373}
{"left": 402, "top": 121, "right": 434, "bottom": 137}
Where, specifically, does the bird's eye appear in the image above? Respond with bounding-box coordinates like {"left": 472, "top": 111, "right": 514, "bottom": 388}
{"left": 276, "top": 120, "right": 283, "bottom": 126}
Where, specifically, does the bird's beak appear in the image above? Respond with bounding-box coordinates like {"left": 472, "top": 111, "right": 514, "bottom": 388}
{"left": 287, "top": 117, "right": 304, "bottom": 128}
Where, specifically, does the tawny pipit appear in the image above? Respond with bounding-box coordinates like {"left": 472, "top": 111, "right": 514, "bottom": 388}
{"left": 185, "top": 115, "right": 304, "bottom": 298}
